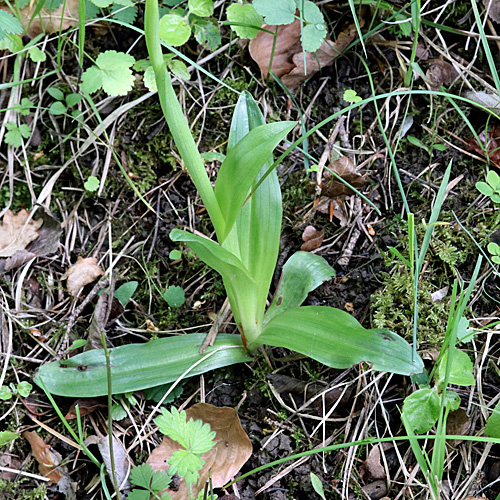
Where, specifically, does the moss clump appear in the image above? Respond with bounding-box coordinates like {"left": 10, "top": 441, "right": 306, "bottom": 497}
{"left": 0, "top": 479, "right": 46, "bottom": 500}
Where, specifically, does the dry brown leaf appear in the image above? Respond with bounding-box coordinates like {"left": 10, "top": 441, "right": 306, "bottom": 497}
{"left": 1, "top": 0, "right": 79, "bottom": 37}
{"left": 22, "top": 431, "right": 63, "bottom": 483}
{"left": 0, "top": 210, "right": 42, "bottom": 258}
{"left": 249, "top": 19, "right": 359, "bottom": 91}
{"left": 446, "top": 408, "right": 471, "bottom": 446}
{"left": 65, "top": 398, "right": 107, "bottom": 420}
{"left": 63, "top": 256, "right": 104, "bottom": 296}
{"left": 98, "top": 435, "right": 131, "bottom": 492}
{"left": 485, "top": 0, "right": 500, "bottom": 23}
{"left": 321, "top": 156, "right": 368, "bottom": 198}
{"left": 426, "top": 58, "right": 459, "bottom": 89}
{"left": 147, "top": 403, "right": 252, "bottom": 500}
{"left": 360, "top": 445, "right": 386, "bottom": 483}
{"left": 300, "top": 225, "right": 324, "bottom": 251}
{"left": 464, "top": 126, "right": 500, "bottom": 168}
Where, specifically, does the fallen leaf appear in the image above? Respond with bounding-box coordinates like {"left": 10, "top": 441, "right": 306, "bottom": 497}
{"left": 147, "top": 403, "right": 252, "bottom": 500}
{"left": 249, "top": 19, "right": 359, "bottom": 91}
{"left": 426, "top": 58, "right": 458, "bottom": 89}
{"left": 65, "top": 398, "right": 107, "bottom": 420}
{"left": 300, "top": 225, "right": 324, "bottom": 251}
{"left": 320, "top": 156, "right": 367, "bottom": 198}
{"left": 361, "top": 480, "right": 387, "bottom": 500}
{"left": 0, "top": 210, "right": 42, "bottom": 258}
{"left": 63, "top": 256, "right": 104, "bottom": 296}
{"left": 0, "top": 453, "right": 21, "bottom": 480}
{"left": 431, "top": 285, "right": 449, "bottom": 302}
{"left": 360, "top": 445, "right": 386, "bottom": 483}
{"left": 464, "top": 126, "right": 500, "bottom": 168}
{"left": 446, "top": 408, "right": 471, "bottom": 445}
{"left": 1, "top": 0, "right": 79, "bottom": 38}
{"left": 465, "top": 90, "right": 500, "bottom": 114}
{"left": 22, "top": 431, "right": 63, "bottom": 483}
{"left": 485, "top": 0, "right": 500, "bottom": 23}
{"left": 98, "top": 435, "right": 131, "bottom": 492}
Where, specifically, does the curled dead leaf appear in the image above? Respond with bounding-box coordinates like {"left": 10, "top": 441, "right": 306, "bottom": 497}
{"left": 360, "top": 445, "right": 386, "bottom": 483}
{"left": 300, "top": 225, "right": 324, "bottom": 251}
{"left": 446, "top": 408, "right": 471, "bottom": 446}
{"left": 464, "top": 126, "right": 500, "bottom": 167}
{"left": 249, "top": 19, "right": 359, "bottom": 91}
{"left": 147, "top": 403, "right": 252, "bottom": 500}
{"left": 426, "top": 59, "right": 459, "bottom": 89}
{"left": 22, "top": 431, "right": 63, "bottom": 483}
{"left": 320, "top": 156, "right": 367, "bottom": 198}
{"left": 0, "top": 210, "right": 42, "bottom": 258}
{"left": 63, "top": 256, "right": 104, "bottom": 296}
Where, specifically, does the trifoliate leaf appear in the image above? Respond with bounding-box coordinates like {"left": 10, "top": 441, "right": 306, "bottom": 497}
{"left": 0, "top": 431, "right": 18, "bottom": 447}
{"left": 0, "top": 33, "right": 23, "bottom": 53}
{"left": 0, "top": 10, "right": 23, "bottom": 37}
{"left": 4, "top": 122, "right": 31, "bottom": 147}
{"left": 81, "top": 50, "right": 135, "bottom": 96}
{"left": 159, "top": 14, "right": 191, "bottom": 46}
{"left": 167, "top": 59, "right": 190, "bottom": 81}
{"left": 130, "top": 464, "right": 154, "bottom": 489}
{"left": 111, "top": 4, "right": 138, "bottom": 24}
{"left": 162, "top": 285, "right": 185, "bottom": 308}
{"left": 127, "top": 489, "right": 151, "bottom": 500}
{"left": 150, "top": 469, "right": 171, "bottom": 491}
{"left": 301, "top": 23, "right": 326, "bottom": 52}
{"left": 188, "top": 0, "right": 213, "bottom": 17}
{"left": 28, "top": 46, "right": 46, "bottom": 62}
{"left": 16, "top": 98, "right": 33, "bottom": 116}
{"left": 226, "top": 3, "right": 262, "bottom": 39}
{"left": 343, "top": 89, "right": 362, "bottom": 103}
{"left": 253, "top": 0, "right": 295, "bottom": 25}
{"left": 193, "top": 18, "right": 221, "bottom": 50}
{"left": 17, "top": 381, "right": 32, "bottom": 398}
{"left": 169, "top": 449, "right": 204, "bottom": 485}
{"left": 155, "top": 407, "right": 190, "bottom": 448}
{"left": 49, "top": 101, "right": 67, "bottom": 115}
{"left": 84, "top": 176, "right": 100, "bottom": 192}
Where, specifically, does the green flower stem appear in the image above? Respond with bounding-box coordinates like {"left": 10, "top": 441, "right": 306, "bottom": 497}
{"left": 144, "top": 0, "right": 225, "bottom": 239}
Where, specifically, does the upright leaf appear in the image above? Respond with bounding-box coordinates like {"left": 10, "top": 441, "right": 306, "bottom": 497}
{"left": 264, "top": 251, "right": 335, "bottom": 325}
{"left": 254, "top": 306, "right": 424, "bottom": 376}
{"left": 214, "top": 120, "right": 295, "bottom": 241}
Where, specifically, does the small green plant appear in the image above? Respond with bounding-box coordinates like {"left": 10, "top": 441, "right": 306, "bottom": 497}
{"left": 128, "top": 407, "right": 216, "bottom": 500}
{"left": 84, "top": 176, "right": 100, "bottom": 192}
{"left": 162, "top": 285, "right": 186, "bottom": 308}
{"left": 0, "top": 381, "right": 33, "bottom": 400}
{"left": 488, "top": 241, "right": 500, "bottom": 264}
{"left": 47, "top": 88, "right": 83, "bottom": 117}
{"left": 407, "top": 135, "right": 447, "bottom": 157}
{"left": 310, "top": 472, "right": 327, "bottom": 500}
{"left": 476, "top": 169, "right": 500, "bottom": 203}
{"left": 4, "top": 122, "right": 31, "bottom": 147}
{"left": 0, "top": 431, "right": 18, "bottom": 447}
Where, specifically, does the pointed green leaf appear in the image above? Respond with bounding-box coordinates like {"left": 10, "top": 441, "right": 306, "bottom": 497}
{"left": 215, "top": 120, "right": 295, "bottom": 241}
{"left": 402, "top": 388, "right": 440, "bottom": 433}
{"left": 264, "top": 251, "right": 335, "bottom": 325}
{"left": 34, "top": 334, "right": 250, "bottom": 397}
{"left": 436, "top": 348, "right": 475, "bottom": 387}
{"left": 254, "top": 306, "right": 424, "bottom": 376}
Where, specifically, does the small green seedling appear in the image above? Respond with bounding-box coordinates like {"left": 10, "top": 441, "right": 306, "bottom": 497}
{"left": 111, "top": 392, "right": 137, "bottom": 421}
{"left": 162, "top": 285, "right": 186, "bottom": 308}
{"left": 84, "top": 176, "right": 100, "bottom": 192}
{"left": 407, "top": 135, "right": 446, "bottom": 157}
{"left": 4, "top": 122, "right": 31, "bottom": 147}
{"left": 47, "top": 88, "right": 83, "bottom": 117}
{"left": 134, "top": 56, "right": 190, "bottom": 92}
{"left": 488, "top": 242, "right": 500, "bottom": 264}
{"left": 0, "top": 431, "right": 18, "bottom": 447}
{"left": 310, "top": 472, "right": 327, "bottom": 500}
{"left": 128, "top": 407, "right": 216, "bottom": 499}
{"left": 476, "top": 170, "right": 500, "bottom": 203}
{"left": 0, "top": 381, "right": 33, "bottom": 400}
{"left": 169, "top": 249, "right": 182, "bottom": 260}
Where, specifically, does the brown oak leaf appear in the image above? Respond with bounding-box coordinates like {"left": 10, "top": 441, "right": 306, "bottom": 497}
{"left": 63, "top": 256, "right": 104, "bottom": 296}
{"left": 0, "top": 210, "right": 42, "bottom": 258}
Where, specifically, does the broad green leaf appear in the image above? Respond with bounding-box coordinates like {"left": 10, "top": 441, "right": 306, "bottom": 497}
{"left": 402, "top": 388, "right": 440, "bottom": 433}
{"left": 65, "top": 93, "right": 83, "bottom": 107}
{"left": 0, "top": 386, "right": 12, "bottom": 400}
{"left": 476, "top": 181, "right": 494, "bottom": 197}
{"left": 226, "top": 3, "right": 263, "bottom": 39}
{"left": 343, "top": 89, "right": 362, "bottom": 103}
{"left": 130, "top": 464, "right": 154, "bottom": 490}
{"left": 487, "top": 169, "right": 500, "bottom": 190}
{"left": 49, "top": 101, "right": 67, "bottom": 116}
{"left": 90, "top": 0, "right": 112, "bottom": 7}
{"left": 436, "top": 348, "right": 475, "bottom": 387}
{"left": 0, "top": 431, "right": 18, "bottom": 447}
{"left": 167, "top": 59, "right": 190, "bottom": 80}
{"left": 193, "top": 18, "right": 221, "bottom": 50}
{"left": 114, "top": 281, "right": 138, "bottom": 306}
{"left": 162, "top": 285, "right": 185, "bottom": 308}
{"left": 34, "top": 334, "right": 251, "bottom": 397}
{"left": 159, "top": 14, "right": 191, "bottom": 46}
{"left": 188, "top": 0, "right": 213, "bottom": 17}
{"left": 215, "top": 120, "right": 295, "bottom": 241}
{"left": 301, "top": 22, "right": 326, "bottom": 52}
{"left": 47, "top": 88, "right": 63, "bottom": 102}
{"left": 444, "top": 390, "right": 460, "bottom": 411}
{"left": 81, "top": 50, "right": 135, "bottom": 96}
{"left": 302, "top": 0, "right": 324, "bottom": 25}
{"left": 69, "top": 339, "right": 87, "bottom": 350}
{"left": 264, "top": 251, "right": 335, "bottom": 325}
{"left": 150, "top": 469, "right": 171, "bottom": 492}
{"left": 310, "top": 472, "right": 326, "bottom": 500}
{"left": 143, "top": 66, "right": 157, "bottom": 91}
{"left": 127, "top": 489, "right": 151, "bottom": 500}
{"left": 485, "top": 399, "right": 500, "bottom": 438}
{"left": 17, "top": 381, "right": 32, "bottom": 397}
{"left": 254, "top": 306, "right": 425, "bottom": 376}
{"left": 253, "top": 0, "right": 295, "bottom": 25}
{"left": 0, "top": 11, "right": 23, "bottom": 37}
{"left": 0, "top": 33, "right": 23, "bottom": 53}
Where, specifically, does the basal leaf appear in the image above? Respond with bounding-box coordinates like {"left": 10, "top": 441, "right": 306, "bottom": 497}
{"left": 34, "top": 334, "right": 251, "bottom": 397}
{"left": 159, "top": 14, "right": 191, "bottom": 46}
{"left": 254, "top": 306, "right": 424, "bottom": 376}
{"left": 436, "top": 348, "right": 475, "bottom": 387}
{"left": 301, "top": 23, "right": 327, "bottom": 52}
{"left": 402, "top": 388, "right": 440, "bottom": 433}
{"left": 193, "top": 18, "right": 221, "bottom": 50}
{"left": 302, "top": 0, "right": 324, "bottom": 25}
{"left": 215, "top": 120, "right": 295, "bottom": 241}
{"left": 188, "top": 0, "right": 213, "bottom": 17}
{"left": 226, "top": 3, "right": 263, "bottom": 39}
{"left": 253, "top": 0, "right": 295, "bottom": 25}
{"left": 130, "top": 463, "right": 154, "bottom": 490}
{"left": 264, "top": 251, "right": 335, "bottom": 325}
